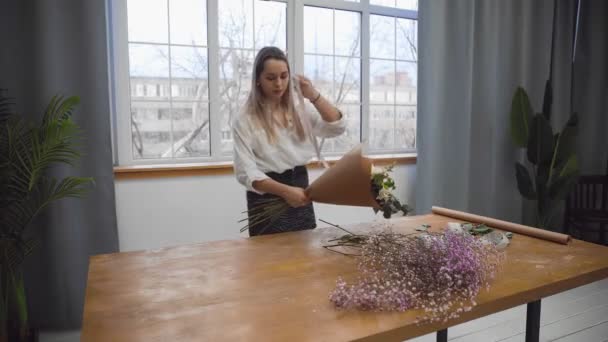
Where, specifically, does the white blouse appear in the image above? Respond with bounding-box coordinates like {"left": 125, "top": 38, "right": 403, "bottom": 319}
{"left": 232, "top": 107, "right": 346, "bottom": 194}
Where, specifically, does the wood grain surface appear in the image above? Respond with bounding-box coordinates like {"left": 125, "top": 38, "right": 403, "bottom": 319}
{"left": 81, "top": 214, "right": 608, "bottom": 341}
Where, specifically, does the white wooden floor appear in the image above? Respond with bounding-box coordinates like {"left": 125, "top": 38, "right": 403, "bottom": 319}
{"left": 40, "top": 279, "right": 608, "bottom": 342}
{"left": 409, "top": 278, "right": 608, "bottom": 342}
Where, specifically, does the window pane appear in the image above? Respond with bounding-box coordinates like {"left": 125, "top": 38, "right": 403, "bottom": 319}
{"left": 303, "top": 6, "right": 362, "bottom": 154}
{"left": 304, "top": 7, "right": 333, "bottom": 55}
{"left": 173, "top": 101, "right": 210, "bottom": 158}
{"left": 396, "top": 105, "right": 416, "bottom": 150}
{"left": 396, "top": 0, "right": 418, "bottom": 11}
{"left": 169, "top": 0, "right": 207, "bottom": 46}
{"left": 369, "top": 105, "right": 395, "bottom": 150}
{"left": 304, "top": 54, "right": 333, "bottom": 102}
{"left": 321, "top": 104, "right": 360, "bottom": 153}
{"left": 219, "top": 49, "right": 253, "bottom": 84}
{"left": 370, "top": 15, "right": 395, "bottom": 59}
{"left": 370, "top": 59, "right": 394, "bottom": 104}
{"left": 131, "top": 101, "right": 172, "bottom": 159}
{"left": 170, "top": 46, "right": 209, "bottom": 102}
{"left": 219, "top": 49, "right": 254, "bottom": 154}
{"left": 129, "top": 44, "right": 170, "bottom": 79}
{"left": 397, "top": 18, "right": 417, "bottom": 61}
{"left": 395, "top": 61, "right": 416, "bottom": 105}
{"left": 127, "top": 0, "right": 168, "bottom": 43}
{"left": 130, "top": 80, "right": 169, "bottom": 100}
{"left": 219, "top": 0, "right": 254, "bottom": 49}
{"left": 370, "top": 0, "right": 396, "bottom": 8}
{"left": 335, "top": 57, "right": 360, "bottom": 104}
{"left": 221, "top": 117, "right": 236, "bottom": 156}
{"left": 336, "top": 103, "right": 361, "bottom": 152}
{"left": 334, "top": 10, "right": 360, "bottom": 57}
{"left": 254, "top": 0, "right": 287, "bottom": 50}
{"left": 371, "top": 0, "right": 418, "bottom": 10}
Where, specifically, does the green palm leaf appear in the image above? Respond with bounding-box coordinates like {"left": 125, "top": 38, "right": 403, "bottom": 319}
{"left": 0, "top": 94, "right": 92, "bottom": 265}
{"left": 13, "top": 115, "right": 82, "bottom": 191}
{"left": 0, "top": 238, "right": 39, "bottom": 271}
{"left": 42, "top": 95, "right": 79, "bottom": 126}
{"left": 0, "top": 89, "right": 14, "bottom": 122}
{"left": 1, "top": 177, "right": 93, "bottom": 238}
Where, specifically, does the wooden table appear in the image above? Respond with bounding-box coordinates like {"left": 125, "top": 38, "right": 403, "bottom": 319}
{"left": 81, "top": 214, "right": 608, "bottom": 341}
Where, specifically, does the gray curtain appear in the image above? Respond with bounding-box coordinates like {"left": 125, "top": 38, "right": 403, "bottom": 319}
{"left": 416, "top": 0, "right": 608, "bottom": 225}
{"left": 552, "top": 0, "right": 608, "bottom": 175}
{"left": 1, "top": 0, "right": 119, "bottom": 330}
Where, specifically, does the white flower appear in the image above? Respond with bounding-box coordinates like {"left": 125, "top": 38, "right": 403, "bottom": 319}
{"left": 371, "top": 165, "right": 383, "bottom": 178}
{"left": 378, "top": 188, "right": 392, "bottom": 201}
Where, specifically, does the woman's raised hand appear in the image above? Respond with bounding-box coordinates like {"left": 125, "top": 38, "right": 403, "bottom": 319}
{"left": 295, "top": 74, "right": 319, "bottom": 101}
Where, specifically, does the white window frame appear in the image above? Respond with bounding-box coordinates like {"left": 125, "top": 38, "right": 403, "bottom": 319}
{"left": 107, "top": 0, "right": 417, "bottom": 166}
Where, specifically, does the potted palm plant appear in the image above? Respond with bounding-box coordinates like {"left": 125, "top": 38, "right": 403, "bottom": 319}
{"left": 0, "top": 90, "right": 93, "bottom": 342}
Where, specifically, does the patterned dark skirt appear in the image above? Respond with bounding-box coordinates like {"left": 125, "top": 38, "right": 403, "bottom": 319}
{"left": 246, "top": 165, "right": 316, "bottom": 237}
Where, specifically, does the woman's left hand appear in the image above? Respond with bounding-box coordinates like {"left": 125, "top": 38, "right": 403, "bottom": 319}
{"left": 295, "top": 74, "right": 319, "bottom": 101}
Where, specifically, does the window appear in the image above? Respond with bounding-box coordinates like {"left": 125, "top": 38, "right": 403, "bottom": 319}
{"left": 369, "top": 14, "right": 417, "bottom": 150}
{"left": 218, "top": 0, "right": 287, "bottom": 155}
{"left": 121, "top": 0, "right": 210, "bottom": 160}
{"left": 109, "top": 0, "right": 417, "bottom": 165}
{"left": 304, "top": 7, "right": 361, "bottom": 153}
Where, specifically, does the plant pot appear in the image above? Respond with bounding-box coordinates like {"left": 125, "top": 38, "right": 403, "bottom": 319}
{"left": 3, "top": 323, "right": 39, "bottom": 342}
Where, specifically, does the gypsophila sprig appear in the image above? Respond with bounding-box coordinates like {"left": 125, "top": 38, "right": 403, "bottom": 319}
{"left": 328, "top": 229, "right": 504, "bottom": 323}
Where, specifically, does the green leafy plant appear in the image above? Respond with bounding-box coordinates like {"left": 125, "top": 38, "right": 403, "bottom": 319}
{"left": 0, "top": 90, "right": 93, "bottom": 341}
{"left": 509, "top": 0, "right": 583, "bottom": 229}
{"left": 509, "top": 85, "right": 579, "bottom": 228}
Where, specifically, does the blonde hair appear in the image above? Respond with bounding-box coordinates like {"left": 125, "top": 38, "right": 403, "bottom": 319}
{"left": 244, "top": 47, "right": 307, "bottom": 143}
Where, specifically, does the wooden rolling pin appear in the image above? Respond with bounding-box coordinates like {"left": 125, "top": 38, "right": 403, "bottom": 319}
{"left": 432, "top": 206, "right": 571, "bottom": 245}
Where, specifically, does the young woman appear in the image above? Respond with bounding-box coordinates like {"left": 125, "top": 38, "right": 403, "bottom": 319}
{"left": 232, "top": 46, "right": 346, "bottom": 236}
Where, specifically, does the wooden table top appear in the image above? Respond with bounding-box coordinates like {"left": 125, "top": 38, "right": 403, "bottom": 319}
{"left": 81, "top": 214, "right": 608, "bottom": 341}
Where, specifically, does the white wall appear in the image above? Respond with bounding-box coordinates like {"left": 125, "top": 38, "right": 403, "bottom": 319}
{"left": 114, "top": 164, "right": 416, "bottom": 252}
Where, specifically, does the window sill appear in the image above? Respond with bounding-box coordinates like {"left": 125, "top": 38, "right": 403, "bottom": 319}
{"left": 113, "top": 153, "right": 417, "bottom": 180}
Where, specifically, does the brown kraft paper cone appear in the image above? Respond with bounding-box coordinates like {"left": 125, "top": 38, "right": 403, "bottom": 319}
{"left": 305, "top": 145, "right": 380, "bottom": 208}
{"left": 432, "top": 206, "right": 571, "bottom": 245}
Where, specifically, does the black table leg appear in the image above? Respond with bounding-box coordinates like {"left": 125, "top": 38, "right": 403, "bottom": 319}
{"left": 436, "top": 328, "right": 447, "bottom": 342}
{"left": 526, "top": 299, "right": 541, "bottom": 342}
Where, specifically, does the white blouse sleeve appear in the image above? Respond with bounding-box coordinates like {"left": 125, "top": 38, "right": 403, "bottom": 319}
{"left": 306, "top": 104, "right": 347, "bottom": 138}
{"left": 231, "top": 116, "right": 270, "bottom": 194}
